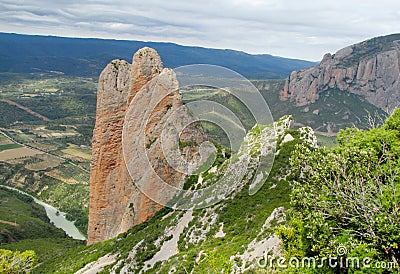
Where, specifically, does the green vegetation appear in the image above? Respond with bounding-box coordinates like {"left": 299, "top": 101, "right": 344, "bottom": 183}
{"left": 0, "top": 135, "right": 7, "bottom": 142}
{"left": 0, "top": 161, "right": 89, "bottom": 235}
{"left": 183, "top": 82, "right": 385, "bottom": 142}
{"left": 262, "top": 87, "right": 386, "bottom": 133}
{"left": 0, "top": 249, "right": 37, "bottom": 273}
{"left": 37, "top": 118, "right": 302, "bottom": 273}
{"left": 15, "top": 95, "right": 94, "bottom": 120}
{"left": 315, "top": 134, "right": 338, "bottom": 149}
{"left": 0, "top": 73, "right": 94, "bottom": 238}
{"left": 36, "top": 208, "right": 175, "bottom": 273}
{"left": 0, "top": 188, "right": 66, "bottom": 243}
{"left": 146, "top": 137, "right": 158, "bottom": 149}
{"left": 61, "top": 144, "right": 91, "bottom": 160}
{"left": 0, "top": 42, "right": 396, "bottom": 273}
{"left": 0, "top": 74, "right": 96, "bottom": 95}
{"left": 0, "top": 73, "right": 96, "bottom": 146}
{"left": 0, "top": 143, "right": 21, "bottom": 151}
{"left": 2, "top": 238, "right": 83, "bottom": 271}
{"left": 3, "top": 80, "right": 393, "bottom": 273}
{"left": 0, "top": 187, "right": 85, "bottom": 271}
{"left": 0, "top": 33, "right": 314, "bottom": 79}
{"left": 150, "top": 121, "right": 298, "bottom": 273}
{"left": 38, "top": 179, "right": 89, "bottom": 233}
{"left": 339, "top": 34, "right": 400, "bottom": 67}
{"left": 25, "top": 154, "right": 63, "bottom": 171}
{"left": 0, "top": 101, "right": 42, "bottom": 127}
{"left": 277, "top": 109, "right": 400, "bottom": 273}
{"left": 178, "top": 140, "right": 197, "bottom": 150}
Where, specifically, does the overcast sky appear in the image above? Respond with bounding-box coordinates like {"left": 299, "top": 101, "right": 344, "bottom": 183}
{"left": 1, "top": 0, "right": 400, "bottom": 61}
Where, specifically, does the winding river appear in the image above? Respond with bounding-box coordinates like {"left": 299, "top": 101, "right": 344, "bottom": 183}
{"left": 0, "top": 185, "right": 86, "bottom": 241}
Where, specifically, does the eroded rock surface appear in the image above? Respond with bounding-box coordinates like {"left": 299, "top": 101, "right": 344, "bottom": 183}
{"left": 88, "top": 48, "right": 206, "bottom": 244}
{"left": 280, "top": 35, "right": 400, "bottom": 112}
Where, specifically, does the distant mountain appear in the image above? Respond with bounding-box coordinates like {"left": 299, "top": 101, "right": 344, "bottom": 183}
{"left": 280, "top": 33, "right": 400, "bottom": 113}
{"left": 0, "top": 32, "right": 314, "bottom": 79}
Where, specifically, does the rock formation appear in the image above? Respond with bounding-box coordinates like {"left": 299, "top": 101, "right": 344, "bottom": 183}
{"left": 88, "top": 47, "right": 207, "bottom": 244}
{"left": 280, "top": 34, "right": 400, "bottom": 113}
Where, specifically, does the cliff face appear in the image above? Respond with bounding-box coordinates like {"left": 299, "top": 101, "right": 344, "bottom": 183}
{"left": 280, "top": 34, "right": 400, "bottom": 112}
{"left": 88, "top": 48, "right": 206, "bottom": 244}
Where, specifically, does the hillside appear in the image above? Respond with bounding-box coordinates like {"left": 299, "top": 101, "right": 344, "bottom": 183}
{"left": 35, "top": 115, "right": 305, "bottom": 273}
{"left": 6, "top": 110, "right": 399, "bottom": 273}
{"left": 0, "top": 187, "right": 66, "bottom": 243}
{"left": 31, "top": 107, "right": 400, "bottom": 274}
{"left": 0, "top": 32, "right": 315, "bottom": 79}
{"left": 281, "top": 33, "right": 400, "bottom": 113}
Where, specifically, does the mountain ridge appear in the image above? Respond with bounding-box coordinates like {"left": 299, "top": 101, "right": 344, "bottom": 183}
{"left": 280, "top": 33, "right": 400, "bottom": 113}
{"left": 0, "top": 32, "right": 315, "bottom": 79}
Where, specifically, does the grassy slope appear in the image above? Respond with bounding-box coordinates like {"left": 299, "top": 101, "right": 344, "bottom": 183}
{"left": 37, "top": 193, "right": 289, "bottom": 273}
{"left": 0, "top": 187, "right": 66, "bottom": 242}
{"left": 2, "top": 238, "right": 84, "bottom": 269}
{"left": 260, "top": 85, "right": 386, "bottom": 133}
{"left": 0, "top": 72, "right": 380, "bottom": 272}
{"left": 0, "top": 161, "right": 89, "bottom": 235}
{"left": 0, "top": 188, "right": 85, "bottom": 268}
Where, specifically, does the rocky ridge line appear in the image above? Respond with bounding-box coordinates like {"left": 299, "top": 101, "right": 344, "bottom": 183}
{"left": 280, "top": 34, "right": 400, "bottom": 113}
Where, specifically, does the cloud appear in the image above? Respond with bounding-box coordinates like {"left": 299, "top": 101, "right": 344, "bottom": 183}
{"left": 0, "top": 0, "right": 400, "bottom": 60}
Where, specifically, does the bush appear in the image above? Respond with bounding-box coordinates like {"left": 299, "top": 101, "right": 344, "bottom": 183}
{"left": 0, "top": 249, "right": 37, "bottom": 273}
{"left": 278, "top": 109, "right": 400, "bottom": 272}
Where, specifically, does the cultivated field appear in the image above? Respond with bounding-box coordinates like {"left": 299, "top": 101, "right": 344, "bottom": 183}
{"left": 25, "top": 154, "right": 64, "bottom": 171}
{"left": 0, "top": 147, "right": 43, "bottom": 161}
{"left": 61, "top": 144, "right": 91, "bottom": 161}
{"left": 0, "top": 143, "right": 21, "bottom": 151}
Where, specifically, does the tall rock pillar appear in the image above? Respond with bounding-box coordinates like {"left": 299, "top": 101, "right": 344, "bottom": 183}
{"left": 88, "top": 48, "right": 163, "bottom": 244}
{"left": 88, "top": 47, "right": 206, "bottom": 244}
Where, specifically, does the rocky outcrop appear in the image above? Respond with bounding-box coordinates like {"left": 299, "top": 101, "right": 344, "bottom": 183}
{"left": 280, "top": 34, "right": 400, "bottom": 112}
{"left": 88, "top": 48, "right": 207, "bottom": 244}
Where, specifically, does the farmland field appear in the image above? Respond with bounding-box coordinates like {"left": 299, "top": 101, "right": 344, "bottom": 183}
{"left": 0, "top": 146, "right": 42, "bottom": 161}
{"left": 25, "top": 154, "right": 64, "bottom": 171}
{"left": 0, "top": 143, "right": 21, "bottom": 151}
{"left": 62, "top": 144, "right": 91, "bottom": 161}
{"left": 0, "top": 134, "right": 10, "bottom": 144}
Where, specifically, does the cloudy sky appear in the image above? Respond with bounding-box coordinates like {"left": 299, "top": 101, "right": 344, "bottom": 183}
{"left": 1, "top": 0, "right": 400, "bottom": 60}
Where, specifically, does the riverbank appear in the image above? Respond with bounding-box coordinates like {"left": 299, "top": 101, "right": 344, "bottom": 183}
{"left": 0, "top": 184, "right": 86, "bottom": 241}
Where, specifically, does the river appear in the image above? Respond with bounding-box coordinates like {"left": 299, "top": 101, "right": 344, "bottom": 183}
{"left": 0, "top": 185, "right": 86, "bottom": 241}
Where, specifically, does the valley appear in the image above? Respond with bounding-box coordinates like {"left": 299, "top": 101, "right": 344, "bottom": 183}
{"left": 0, "top": 73, "right": 94, "bottom": 237}
{"left": 0, "top": 186, "right": 84, "bottom": 270}
{"left": 0, "top": 185, "right": 85, "bottom": 240}
{"left": 0, "top": 33, "right": 399, "bottom": 273}
{"left": 0, "top": 70, "right": 386, "bottom": 259}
